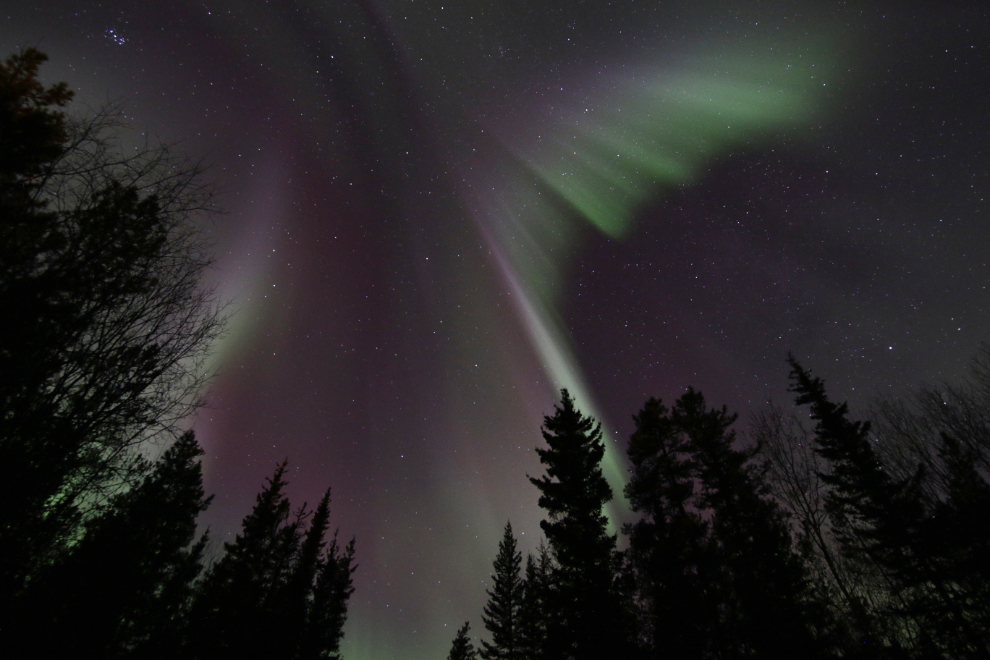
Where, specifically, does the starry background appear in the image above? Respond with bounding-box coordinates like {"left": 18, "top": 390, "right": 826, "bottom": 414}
{"left": 4, "top": 1, "right": 988, "bottom": 658}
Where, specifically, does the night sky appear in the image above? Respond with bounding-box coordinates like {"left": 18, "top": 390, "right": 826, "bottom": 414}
{"left": 5, "top": 2, "right": 989, "bottom": 658}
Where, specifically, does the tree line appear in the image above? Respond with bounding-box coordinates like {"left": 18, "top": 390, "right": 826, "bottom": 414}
{"left": 4, "top": 48, "right": 988, "bottom": 660}
{"left": 450, "top": 360, "right": 990, "bottom": 659}
{"left": 0, "top": 49, "right": 354, "bottom": 659}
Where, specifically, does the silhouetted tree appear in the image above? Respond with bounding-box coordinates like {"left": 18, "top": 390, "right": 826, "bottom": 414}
{"left": 789, "top": 357, "right": 990, "bottom": 658}
{"left": 0, "top": 48, "right": 222, "bottom": 617}
{"left": 678, "top": 389, "right": 830, "bottom": 657}
{"left": 304, "top": 531, "right": 356, "bottom": 660}
{"left": 284, "top": 488, "right": 356, "bottom": 660}
{"left": 752, "top": 402, "right": 894, "bottom": 654}
{"left": 529, "top": 389, "right": 630, "bottom": 660}
{"left": 284, "top": 490, "right": 335, "bottom": 651}
{"left": 185, "top": 461, "right": 355, "bottom": 660}
{"left": 0, "top": 50, "right": 358, "bottom": 660}
{"left": 0, "top": 48, "right": 71, "bottom": 212}
{"left": 186, "top": 462, "right": 299, "bottom": 658}
{"left": 10, "top": 431, "right": 211, "bottom": 659}
{"left": 517, "top": 542, "right": 552, "bottom": 660}
{"left": 449, "top": 621, "right": 479, "bottom": 660}
{"left": 623, "top": 396, "right": 714, "bottom": 660}
{"left": 481, "top": 521, "right": 524, "bottom": 660}
{"left": 624, "top": 389, "right": 832, "bottom": 659}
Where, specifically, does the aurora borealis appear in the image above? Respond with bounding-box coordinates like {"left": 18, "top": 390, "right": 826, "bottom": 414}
{"left": 5, "top": 2, "right": 989, "bottom": 658}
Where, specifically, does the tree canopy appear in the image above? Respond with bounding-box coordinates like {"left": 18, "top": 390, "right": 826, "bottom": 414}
{"left": 0, "top": 49, "right": 355, "bottom": 660}
{"left": 5, "top": 47, "right": 988, "bottom": 660}
{"left": 481, "top": 521, "right": 524, "bottom": 660}
{"left": 529, "top": 389, "right": 632, "bottom": 660}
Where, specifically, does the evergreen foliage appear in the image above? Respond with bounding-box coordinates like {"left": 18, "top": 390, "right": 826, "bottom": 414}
{"left": 0, "top": 47, "right": 222, "bottom": 615}
{"left": 529, "top": 389, "right": 631, "bottom": 660}
{"left": 448, "top": 621, "right": 479, "bottom": 660}
{"left": 788, "top": 357, "right": 990, "bottom": 658}
{"left": 481, "top": 521, "right": 524, "bottom": 660}
{"left": 187, "top": 462, "right": 356, "bottom": 660}
{"left": 301, "top": 500, "right": 358, "bottom": 660}
{"left": 623, "top": 396, "right": 714, "bottom": 659}
{"left": 0, "top": 47, "right": 72, "bottom": 219}
{"left": 623, "top": 389, "right": 829, "bottom": 659}
{"left": 10, "top": 431, "right": 211, "bottom": 658}
{"left": 0, "top": 50, "right": 356, "bottom": 660}
{"left": 517, "top": 543, "right": 552, "bottom": 660}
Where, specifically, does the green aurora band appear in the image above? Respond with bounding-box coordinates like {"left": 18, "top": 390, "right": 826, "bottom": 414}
{"left": 478, "top": 42, "right": 836, "bottom": 526}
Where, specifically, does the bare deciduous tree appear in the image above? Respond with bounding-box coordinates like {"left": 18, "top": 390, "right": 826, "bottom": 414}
{"left": 0, "top": 49, "right": 225, "bottom": 599}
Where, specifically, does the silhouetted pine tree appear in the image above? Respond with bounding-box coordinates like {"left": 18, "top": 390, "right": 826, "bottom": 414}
{"left": 449, "top": 621, "right": 479, "bottom": 660}
{"left": 304, "top": 530, "right": 357, "bottom": 660}
{"left": 529, "top": 389, "right": 631, "bottom": 660}
{"left": 185, "top": 461, "right": 355, "bottom": 660}
{"left": 186, "top": 461, "right": 299, "bottom": 658}
{"left": 285, "top": 489, "right": 357, "bottom": 660}
{"left": 517, "top": 542, "right": 552, "bottom": 660}
{"left": 623, "top": 396, "right": 713, "bottom": 660}
{"left": 675, "top": 388, "right": 829, "bottom": 657}
{"left": 624, "top": 390, "right": 832, "bottom": 659}
{"left": 789, "top": 357, "right": 990, "bottom": 658}
{"left": 282, "top": 489, "right": 334, "bottom": 653}
{"left": 481, "top": 521, "right": 523, "bottom": 660}
{"left": 0, "top": 48, "right": 71, "bottom": 217}
{"left": 12, "top": 431, "right": 211, "bottom": 659}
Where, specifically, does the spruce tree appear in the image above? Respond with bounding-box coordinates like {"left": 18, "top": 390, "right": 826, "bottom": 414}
{"left": 11, "top": 431, "right": 211, "bottom": 658}
{"left": 186, "top": 461, "right": 299, "bottom": 658}
{"left": 481, "top": 521, "right": 523, "bottom": 660}
{"left": 284, "top": 489, "right": 334, "bottom": 653}
{"left": 305, "top": 530, "right": 357, "bottom": 660}
{"left": 517, "top": 542, "right": 553, "bottom": 660}
{"left": 286, "top": 488, "right": 357, "bottom": 660}
{"left": 186, "top": 461, "right": 355, "bottom": 660}
{"left": 448, "top": 621, "right": 479, "bottom": 660}
{"left": 789, "top": 357, "right": 990, "bottom": 658}
{"left": 623, "top": 396, "right": 712, "bottom": 659}
{"left": 623, "top": 390, "right": 831, "bottom": 659}
{"left": 674, "top": 388, "right": 827, "bottom": 658}
{"left": 529, "top": 389, "right": 629, "bottom": 660}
